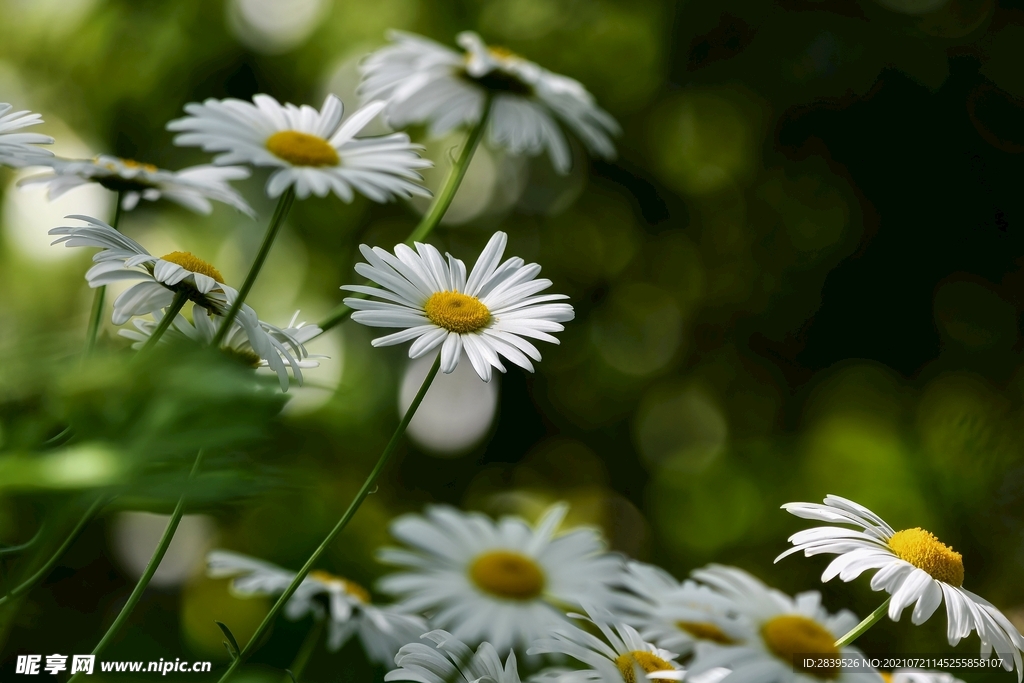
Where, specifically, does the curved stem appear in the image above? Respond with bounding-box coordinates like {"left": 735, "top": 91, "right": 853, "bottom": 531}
{"left": 84, "top": 190, "right": 125, "bottom": 354}
{"left": 138, "top": 291, "right": 188, "bottom": 354}
{"left": 213, "top": 188, "right": 295, "bottom": 346}
{"left": 0, "top": 520, "right": 46, "bottom": 558}
{"left": 67, "top": 450, "right": 205, "bottom": 683}
{"left": 317, "top": 100, "right": 492, "bottom": 334}
{"left": 834, "top": 597, "right": 891, "bottom": 648}
{"left": 0, "top": 497, "right": 107, "bottom": 607}
{"left": 215, "top": 354, "right": 442, "bottom": 683}
{"left": 284, "top": 618, "right": 324, "bottom": 683}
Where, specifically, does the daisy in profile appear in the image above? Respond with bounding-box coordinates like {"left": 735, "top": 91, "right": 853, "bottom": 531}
{"left": 120, "top": 308, "right": 322, "bottom": 389}
{"left": 377, "top": 504, "right": 621, "bottom": 655}
{"left": 686, "top": 565, "right": 881, "bottom": 683}
{"left": 343, "top": 231, "right": 573, "bottom": 382}
{"left": 166, "top": 94, "right": 431, "bottom": 202}
{"left": 386, "top": 631, "right": 522, "bottom": 683}
{"left": 207, "top": 550, "right": 426, "bottom": 665}
{"left": 19, "top": 155, "right": 253, "bottom": 215}
{"left": 777, "top": 495, "right": 1024, "bottom": 679}
{"left": 612, "top": 561, "right": 744, "bottom": 657}
{"left": 359, "top": 31, "right": 619, "bottom": 174}
{"left": 528, "top": 605, "right": 684, "bottom": 683}
{"left": 0, "top": 102, "right": 54, "bottom": 165}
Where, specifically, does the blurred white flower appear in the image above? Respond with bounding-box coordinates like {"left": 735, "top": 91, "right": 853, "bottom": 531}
{"left": 207, "top": 550, "right": 425, "bottom": 665}
{"left": 528, "top": 604, "right": 684, "bottom": 683}
{"left": 167, "top": 94, "right": 430, "bottom": 202}
{"left": 778, "top": 495, "right": 1024, "bottom": 680}
{"left": 359, "top": 31, "right": 619, "bottom": 174}
{"left": 688, "top": 565, "right": 882, "bottom": 683}
{"left": 19, "top": 155, "right": 253, "bottom": 215}
{"left": 343, "top": 231, "right": 573, "bottom": 382}
{"left": 378, "top": 504, "right": 621, "bottom": 655}
{"left": 387, "top": 630, "right": 522, "bottom": 683}
{"left": 0, "top": 102, "right": 53, "bottom": 165}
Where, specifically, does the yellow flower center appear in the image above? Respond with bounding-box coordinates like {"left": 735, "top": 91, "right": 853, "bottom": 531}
{"left": 676, "top": 620, "right": 734, "bottom": 644}
{"left": 308, "top": 570, "right": 371, "bottom": 604}
{"left": 265, "top": 130, "right": 339, "bottom": 167}
{"left": 888, "top": 528, "right": 964, "bottom": 586}
{"left": 880, "top": 674, "right": 893, "bottom": 683}
{"left": 112, "top": 158, "right": 159, "bottom": 173}
{"left": 761, "top": 615, "right": 839, "bottom": 680}
{"left": 160, "top": 251, "right": 225, "bottom": 284}
{"left": 614, "top": 651, "right": 675, "bottom": 683}
{"left": 487, "top": 45, "right": 520, "bottom": 61}
{"left": 424, "top": 291, "right": 492, "bottom": 333}
{"left": 468, "top": 550, "right": 545, "bottom": 600}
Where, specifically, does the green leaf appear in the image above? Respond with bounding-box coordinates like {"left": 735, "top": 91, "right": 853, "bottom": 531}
{"left": 215, "top": 621, "right": 241, "bottom": 660}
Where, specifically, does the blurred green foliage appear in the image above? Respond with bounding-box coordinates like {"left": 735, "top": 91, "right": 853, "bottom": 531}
{"left": 1, "top": 0, "right": 1024, "bottom": 681}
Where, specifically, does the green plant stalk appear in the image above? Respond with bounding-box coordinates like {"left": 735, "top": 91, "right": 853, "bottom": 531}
{"left": 213, "top": 187, "right": 296, "bottom": 346}
{"left": 215, "top": 354, "right": 442, "bottom": 683}
{"left": 0, "top": 497, "right": 107, "bottom": 607}
{"left": 84, "top": 191, "right": 125, "bottom": 354}
{"left": 834, "top": 597, "right": 891, "bottom": 648}
{"left": 283, "top": 618, "right": 325, "bottom": 683}
{"left": 317, "top": 99, "right": 493, "bottom": 333}
{"left": 138, "top": 291, "right": 188, "bottom": 354}
{"left": 67, "top": 450, "right": 205, "bottom": 683}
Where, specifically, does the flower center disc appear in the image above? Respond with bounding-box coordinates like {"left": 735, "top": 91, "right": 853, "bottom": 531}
{"left": 160, "top": 251, "right": 225, "bottom": 284}
{"left": 266, "top": 130, "right": 340, "bottom": 167}
{"left": 468, "top": 550, "right": 544, "bottom": 600}
{"left": 114, "top": 158, "right": 159, "bottom": 173}
{"left": 424, "top": 291, "right": 492, "bottom": 333}
{"left": 761, "top": 615, "right": 839, "bottom": 680}
{"left": 309, "top": 570, "right": 371, "bottom": 604}
{"left": 888, "top": 528, "right": 964, "bottom": 586}
{"left": 614, "top": 651, "right": 674, "bottom": 683}
{"left": 676, "top": 620, "right": 734, "bottom": 644}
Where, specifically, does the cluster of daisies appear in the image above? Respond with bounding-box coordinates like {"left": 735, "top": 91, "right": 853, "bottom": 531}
{"left": 0, "top": 30, "right": 616, "bottom": 390}
{"left": 209, "top": 496, "right": 1024, "bottom": 683}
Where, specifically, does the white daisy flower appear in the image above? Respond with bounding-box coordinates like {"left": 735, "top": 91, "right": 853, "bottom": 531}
{"left": 119, "top": 308, "right": 322, "bottom": 387}
{"left": 19, "top": 155, "right": 254, "bottom": 215}
{"left": 166, "top": 93, "right": 431, "bottom": 202}
{"left": 207, "top": 550, "right": 426, "bottom": 665}
{"left": 528, "top": 605, "right": 684, "bottom": 683}
{"left": 343, "top": 231, "right": 573, "bottom": 383}
{"left": 386, "top": 630, "right": 522, "bottom": 683}
{"left": 777, "top": 495, "right": 1024, "bottom": 679}
{"left": 687, "top": 565, "right": 881, "bottom": 683}
{"left": 359, "top": 31, "right": 619, "bottom": 174}
{"left": 0, "top": 103, "right": 54, "bottom": 165}
{"left": 612, "top": 561, "right": 745, "bottom": 657}
{"left": 377, "top": 503, "right": 621, "bottom": 655}
{"left": 48, "top": 216, "right": 295, "bottom": 390}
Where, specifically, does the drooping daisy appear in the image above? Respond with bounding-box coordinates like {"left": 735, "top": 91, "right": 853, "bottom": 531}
{"left": 166, "top": 94, "right": 431, "bottom": 202}
{"left": 207, "top": 550, "right": 426, "bottom": 665}
{"left": 49, "top": 216, "right": 293, "bottom": 389}
{"left": 612, "top": 561, "right": 745, "bottom": 657}
{"left": 377, "top": 504, "right": 621, "bottom": 655}
{"left": 343, "top": 231, "right": 573, "bottom": 382}
{"left": 386, "top": 630, "right": 522, "bottom": 683}
{"left": 359, "top": 31, "right": 619, "bottom": 174}
{"left": 19, "top": 155, "right": 253, "bottom": 215}
{"left": 119, "top": 308, "right": 322, "bottom": 389}
{"left": 777, "top": 495, "right": 1024, "bottom": 679}
{"left": 528, "top": 605, "right": 684, "bottom": 683}
{"left": 686, "top": 565, "right": 881, "bottom": 683}
{"left": 0, "top": 103, "right": 54, "bottom": 165}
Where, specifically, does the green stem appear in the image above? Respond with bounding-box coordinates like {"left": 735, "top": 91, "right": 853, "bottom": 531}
{"left": 317, "top": 99, "right": 492, "bottom": 334}
{"left": 84, "top": 190, "right": 125, "bottom": 354}
{"left": 284, "top": 618, "right": 325, "bottom": 683}
{"left": 215, "top": 354, "right": 442, "bottom": 683}
{"left": 834, "top": 597, "right": 891, "bottom": 648}
{"left": 67, "top": 450, "right": 205, "bottom": 683}
{"left": 0, "top": 497, "right": 106, "bottom": 607}
{"left": 138, "top": 291, "right": 188, "bottom": 354}
{"left": 213, "top": 188, "right": 295, "bottom": 346}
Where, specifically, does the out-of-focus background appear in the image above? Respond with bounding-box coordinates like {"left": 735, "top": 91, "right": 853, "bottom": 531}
{"left": 1, "top": 0, "right": 1023, "bottom": 680}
